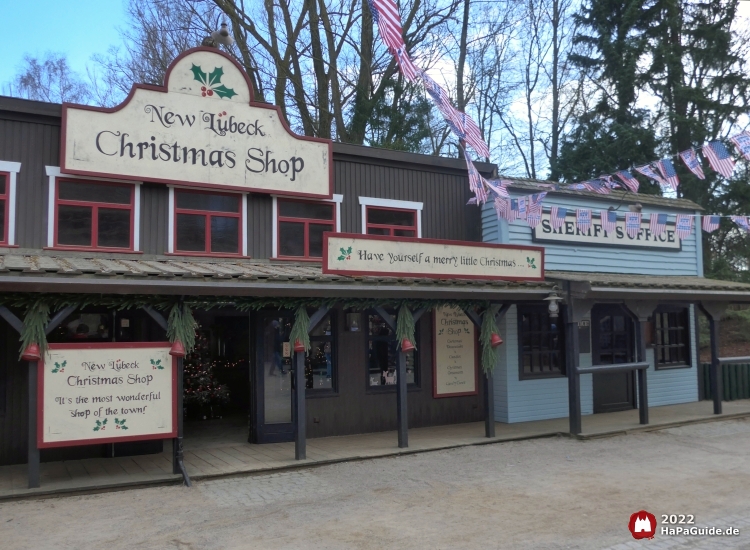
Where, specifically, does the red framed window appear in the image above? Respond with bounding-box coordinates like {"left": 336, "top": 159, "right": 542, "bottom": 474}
{"left": 0, "top": 173, "right": 9, "bottom": 245}
{"left": 366, "top": 206, "right": 417, "bottom": 237}
{"left": 277, "top": 199, "right": 335, "bottom": 259}
{"left": 54, "top": 179, "right": 134, "bottom": 250}
{"left": 174, "top": 189, "right": 242, "bottom": 255}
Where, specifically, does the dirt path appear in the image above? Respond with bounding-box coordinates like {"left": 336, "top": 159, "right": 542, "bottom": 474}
{"left": 2, "top": 418, "right": 750, "bottom": 549}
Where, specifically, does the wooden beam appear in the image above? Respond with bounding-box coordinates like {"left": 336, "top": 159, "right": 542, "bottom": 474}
{"left": 45, "top": 305, "right": 78, "bottom": 335}
{"left": 143, "top": 306, "right": 168, "bottom": 331}
{"left": 374, "top": 306, "right": 395, "bottom": 330}
{"left": 0, "top": 306, "right": 22, "bottom": 334}
{"left": 308, "top": 306, "right": 331, "bottom": 334}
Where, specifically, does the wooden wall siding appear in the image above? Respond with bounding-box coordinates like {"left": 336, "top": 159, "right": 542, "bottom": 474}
{"left": 493, "top": 306, "right": 594, "bottom": 423}
{"left": 482, "top": 196, "right": 702, "bottom": 276}
{"left": 247, "top": 193, "right": 272, "bottom": 259}
{"left": 0, "top": 116, "right": 60, "bottom": 250}
{"left": 334, "top": 160, "right": 481, "bottom": 242}
{"left": 306, "top": 308, "right": 485, "bottom": 438}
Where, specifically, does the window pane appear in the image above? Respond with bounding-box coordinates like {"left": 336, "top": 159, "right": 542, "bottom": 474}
{"left": 279, "top": 221, "right": 305, "bottom": 256}
{"left": 0, "top": 199, "right": 5, "bottom": 242}
{"left": 176, "top": 213, "right": 206, "bottom": 251}
{"left": 368, "top": 208, "right": 415, "bottom": 226}
{"left": 368, "top": 340, "right": 397, "bottom": 386}
{"left": 369, "top": 314, "right": 393, "bottom": 337}
{"left": 309, "top": 313, "right": 332, "bottom": 337}
{"left": 394, "top": 229, "right": 416, "bottom": 237}
{"left": 59, "top": 181, "right": 131, "bottom": 204}
{"left": 210, "top": 216, "right": 239, "bottom": 253}
{"left": 367, "top": 227, "right": 389, "bottom": 236}
{"left": 98, "top": 208, "right": 130, "bottom": 248}
{"left": 176, "top": 191, "right": 239, "bottom": 213}
{"left": 58, "top": 205, "right": 92, "bottom": 246}
{"left": 278, "top": 200, "right": 333, "bottom": 220}
{"left": 306, "top": 340, "right": 333, "bottom": 390}
{"left": 0, "top": 174, "right": 6, "bottom": 195}
{"left": 308, "top": 223, "right": 332, "bottom": 258}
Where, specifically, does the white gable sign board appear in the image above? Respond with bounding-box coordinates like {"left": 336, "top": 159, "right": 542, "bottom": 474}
{"left": 62, "top": 48, "right": 332, "bottom": 198}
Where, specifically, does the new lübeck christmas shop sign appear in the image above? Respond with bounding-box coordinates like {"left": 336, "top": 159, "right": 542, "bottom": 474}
{"left": 39, "top": 343, "right": 177, "bottom": 448}
{"left": 324, "top": 233, "right": 544, "bottom": 280}
{"left": 62, "top": 48, "right": 332, "bottom": 198}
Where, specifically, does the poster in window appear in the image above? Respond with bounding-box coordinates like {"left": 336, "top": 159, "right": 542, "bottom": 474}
{"left": 38, "top": 342, "right": 177, "bottom": 448}
{"left": 433, "top": 306, "right": 478, "bottom": 398}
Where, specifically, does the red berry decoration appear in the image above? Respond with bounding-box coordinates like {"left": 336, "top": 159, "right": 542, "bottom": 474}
{"left": 207, "top": 90, "right": 214, "bottom": 96}
{"left": 223, "top": 111, "right": 227, "bottom": 115}
{"left": 201, "top": 86, "right": 206, "bottom": 91}
{"left": 201, "top": 92, "right": 206, "bottom": 97}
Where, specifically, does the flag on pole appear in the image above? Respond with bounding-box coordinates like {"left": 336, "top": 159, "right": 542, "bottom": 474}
{"left": 675, "top": 214, "right": 693, "bottom": 240}
{"left": 600, "top": 210, "right": 618, "bottom": 234}
{"left": 625, "top": 212, "right": 642, "bottom": 238}
{"left": 649, "top": 213, "right": 668, "bottom": 237}
{"left": 635, "top": 164, "right": 667, "bottom": 186}
{"left": 576, "top": 209, "right": 592, "bottom": 233}
{"left": 615, "top": 170, "right": 640, "bottom": 193}
{"left": 550, "top": 206, "right": 567, "bottom": 230}
{"left": 656, "top": 159, "right": 679, "bottom": 190}
{"left": 369, "top": 0, "right": 405, "bottom": 53}
{"left": 679, "top": 149, "right": 705, "bottom": 180}
{"left": 731, "top": 216, "right": 750, "bottom": 233}
{"left": 703, "top": 141, "right": 736, "bottom": 179}
{"left": 702, "top": 215, "right": 721, "bottom": 233}
{"left": 730, "top": 131, "right": 750, "bottom": 161}
{"left": 582, "top": 179, "right": 611, "bottom": 194}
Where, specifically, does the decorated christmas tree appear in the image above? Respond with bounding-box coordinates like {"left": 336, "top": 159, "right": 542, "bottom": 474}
{"left": 183, "top": 327, "right": 230, "bottom": 417}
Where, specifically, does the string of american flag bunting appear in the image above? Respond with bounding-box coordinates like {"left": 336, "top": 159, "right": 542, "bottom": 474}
{"left": 368, "top": 0, "right": 750, "bottom": 239}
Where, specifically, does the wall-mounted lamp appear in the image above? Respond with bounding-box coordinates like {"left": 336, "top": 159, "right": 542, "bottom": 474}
{"left": 544, "top": 290, "right": 562, "bottom": 319}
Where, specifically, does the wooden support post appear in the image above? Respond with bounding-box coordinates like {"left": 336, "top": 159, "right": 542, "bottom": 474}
{"left": 294, "top": 350, "right": 306, "bottom": 459}
{"left": 565, "top": 318, "right": 581, "bottom": 435}
{"left": 172, "top": 356, "right": 191, "bottom": 486}
{"left": 636, "top": 319, "right": 649, "bottom": 425}
{"left": 397, "top": 350, "right": 408, "bottom": 448}
{"left": 28, "top": 361, "right": 40, "bottom": 489}
{"left": 709, "top": 317, "right": 722, "bottom": 415}
{"left": 484, "top": 371, "right": 495, "bottom": 438}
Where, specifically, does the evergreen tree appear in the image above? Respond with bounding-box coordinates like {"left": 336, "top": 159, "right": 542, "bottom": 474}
{"left": 365, "top": 78, "right": 433, "bottom": 153}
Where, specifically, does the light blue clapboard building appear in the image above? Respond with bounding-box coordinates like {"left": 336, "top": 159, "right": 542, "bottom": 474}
{"left": 482, "top": 182, "right": 707, "bottom": 423}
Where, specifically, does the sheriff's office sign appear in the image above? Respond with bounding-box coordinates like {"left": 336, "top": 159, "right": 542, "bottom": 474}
{"left": 38, "top": 343, "right": 177, "bottom": 448}
{"left": 433, "top": 306, "right": 478, "bottom": 398}
{"left": 532, "top": 210, "right": 681, "bottom": 250}
{"left": 62, "top": 48, "right": 332, "bottom": 198}
{"left": 323, "top": 233, "right": 544, "bottom": 281}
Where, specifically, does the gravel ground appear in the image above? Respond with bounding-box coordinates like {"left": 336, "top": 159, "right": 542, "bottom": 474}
{"left": 2, "top": 418, "right": 750, "bottom": 550}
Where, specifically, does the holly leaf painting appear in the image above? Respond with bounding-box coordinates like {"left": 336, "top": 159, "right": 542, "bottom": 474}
{"left": 207, "top": 67, "right": 224, "bottom": 87}
{"left": 213, "top": 84, "right": 237, "bottom": 99}
{"left": 191, "top": 64, "right": 208, "bottom": 86}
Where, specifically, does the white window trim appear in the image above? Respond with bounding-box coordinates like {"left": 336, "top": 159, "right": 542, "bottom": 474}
{"left": 0, "top": 160, "right": 21, "bottom": 246}
{"left": 358, "top": 196, "right": 423, "bottom": 238}
{"left": 45, "top": 166, "right": 141, "bottom": 251}
{"left": 169, "top": 185, "right": 248, "bottom": 256}
{"left": 272, "top": 194, "right": 343, "bottom": 259}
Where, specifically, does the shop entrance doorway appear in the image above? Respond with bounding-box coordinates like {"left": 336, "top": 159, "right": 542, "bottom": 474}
{"left": 592, "top": 305, "right": 636, "bottom": 413}
{"left": 252, "top": 312, "right": 295, "bottom": 443}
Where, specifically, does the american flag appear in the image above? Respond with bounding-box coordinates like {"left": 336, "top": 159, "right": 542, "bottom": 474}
{"left": 464, "top": 155, "right": 488, "bottom": 205}
{"left": 703, "top": 141, "right": 736, "bottom": 179}
{"left": 494, "top": 197, "right": 512, "bottom": 222}
{"left": 649, "top": 213, "right": 668, "bottom": 237}
{"left": 635, "top": 164, "right": 667, "bottom": 186}
{"left": 526, "top": 209, "right": 541, "bottom": 228}
{"left": 512, "top": 197, "right": 528, "bottom": 220}
{"left": 702, "top": 215, "right": 721, "bottom": 234}
{"left": 600, "top": 210, "right": 618, "bottom": 234}
{"left": 679, "top": 149, "right": 705, "bottom": 180}
{"left": 601, "top": 175, "right": 618, "bottom": 190}
{"left": 485, "top": 179, "right": 510, "bottom": 198}
{"left": 526, "top": 193, "right": 546, "bottom": 228}
{"left": 615, "top": 170, "right": 640, "bottom": 193}
{"left": 625, "top": 212, "right": 642, "bottom": 238}
{"left": 656, "top": 159, "right": 679, "bottom": 190}
{"left": 460, "top": 112, "right": 490, "bottom": 158}
{"left": 582, "top": 179, "right": 611, "bottom": 194}
{"left": 730, "top": 131, "right": 750, "bottom": 161}
{"left": 395, "top": 47, "right": 419, "bottom": 82}
{"left": 731, "top": 216, "right": 750, "bottom": 233}
{"left": 675, "top": 214, "right": 693, "bottom": 240}
{"left": 369, "top": 0, "right": 405, "bottom": 54}
{"left": 576, "top": 209, "right": 592, "bottom": 233}
{"left": 550, "top": 206, "right": 567, "bottom": 230}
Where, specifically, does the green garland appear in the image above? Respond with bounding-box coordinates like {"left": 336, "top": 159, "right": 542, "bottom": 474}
{"left": 19, "top": 299, "right": 50, "bottom": 359}
{"left": 289, "top": 307, "right": 311, "bottom": 352}
{"left": 166, "top": 303, "right": 197, "bottom": 354}
{"left": 479, "top": 305, "right": 500, "bottom": 375}
{"left": 395, "top": 305, "right": 416, "bottom": 350}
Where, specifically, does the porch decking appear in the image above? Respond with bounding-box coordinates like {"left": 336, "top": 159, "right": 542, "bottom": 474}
{"left": 2, "top": 399, "right": 750, "bottom": 500}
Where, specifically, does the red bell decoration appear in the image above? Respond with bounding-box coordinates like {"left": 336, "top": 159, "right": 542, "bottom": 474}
{"left": 490, "top": 333, "right": 503, "bottom": 348}
{"left": 400, "top": 338, "right": 415, "bottom": 353}
{"left": 21, "top": 343, "right": 41, "bottom": 362}
{"left": 293, "top": 339, "right": 305, "bottom": 353}
{"left": 169, "top": 340, "right": 186, "bottom": 358}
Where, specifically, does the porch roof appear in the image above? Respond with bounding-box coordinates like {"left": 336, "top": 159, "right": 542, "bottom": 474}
{"left": 547, "top": 271, "right": 750, "bottom": 302}
{"left": 0, "top": 252, "right": 553, "bottom": 300}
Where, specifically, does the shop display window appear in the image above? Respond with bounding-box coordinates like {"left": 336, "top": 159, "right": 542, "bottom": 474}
{"left": 54, "top": 180, "right": 134, "bottom": 250}
{"left": 306, "top": 311, "right": 336, "bottom": 392}
{"left": 365, "top": 206, "right": 417, "bottom": 237}
{"left": 518, "top": 304, "right": 565, "bottom": 379}
{"left": 654, "top": 307, "right": 691, "bottom": 369}
{"left": 0, "top": 173, "right": 9, "bottom": 245}
{"left": 174, "top": 189, "right": 242, "bottom": 255}
{"left": 366, "top": 310, "right": 419, "bottom": 388}
{"left": 276, "top": 199, "right": 335, "bottom": 259}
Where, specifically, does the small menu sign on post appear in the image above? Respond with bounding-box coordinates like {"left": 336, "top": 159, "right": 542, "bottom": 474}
{"left": 38, "top": 343, "right": 177, "bottom": 448}
{"left": 323, "top": 233, "right": 544, "bottom": 281}
{"left": 433, "top": 306, "right": 478, "bottom": 398}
